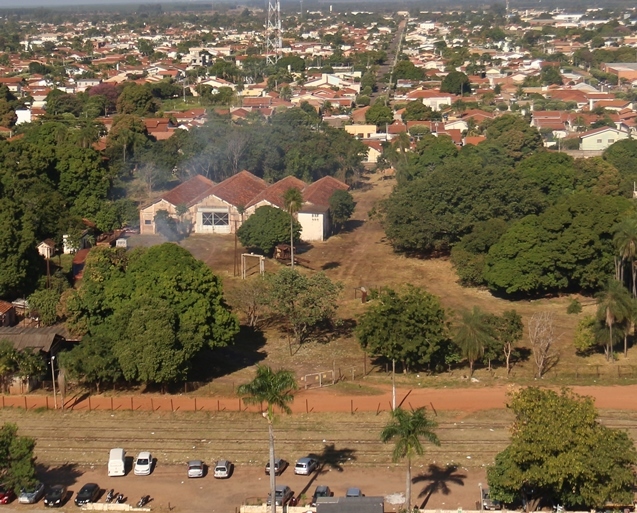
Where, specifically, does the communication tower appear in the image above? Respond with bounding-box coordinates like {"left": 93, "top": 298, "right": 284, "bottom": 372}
{"left": 265, "top": 0, "right": 282, "bottom": 65}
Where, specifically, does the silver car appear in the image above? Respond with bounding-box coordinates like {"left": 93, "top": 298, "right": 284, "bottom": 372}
{"left": 294, "top": 457, "right": 319, "bottom": 475}
{"left": 187, "top": 460, "right": 204, "bottom": 478}
{"left": 18, "top": 482, "right": 45, "bottom": 504}
{"left": 214, "top": 460, "right": 233, "bottom": 479}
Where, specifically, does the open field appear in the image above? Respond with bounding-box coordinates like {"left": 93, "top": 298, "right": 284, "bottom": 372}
{"left": 170, "top": 171, "right": 630, "bottom": 388}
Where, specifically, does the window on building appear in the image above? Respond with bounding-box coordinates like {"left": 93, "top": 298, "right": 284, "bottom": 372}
{"left": 608, "top": 139, "right": 614, "bottom": 143}
{"left": 144, "top": 219, "right": 152, "bottom": 225}
{"left": 312, "top": 214, "right": 320, "bottom": 221}
{"left": 213, "top": 213, "right": 229, "bottom": 226}
{"left": 597, "top": 139, "right": 602, "bottom": 143}
{"left": 202, "top": 213, "right": 213, "bottom": 226}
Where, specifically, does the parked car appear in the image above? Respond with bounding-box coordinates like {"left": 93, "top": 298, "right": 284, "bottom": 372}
{"left": 134, "top": 451, "right": 153, "bottom": 476}
{"left": 346, "top": 487, "right": 363, "bottom": 498}
{"left": 294, "top": 457, "right": 319, "bottom": 475}
{"left": 482, "top": 489, "right": 502, "bottom": 510}
{"left": 44, "top": 485, "right": 67, "bottom": 508}
{"left": 213, "top": 460, "right": 233, "bottom": 479}
{"left": 0, "top": 484, "right": 15, "bottom": 504}
{"left": 18, "top": 482, "right": 45, "bottom": 504}
{"left": 267, "top": 485, "right": 294, "bottom": 506}
{"left": 311, "top": 485, "right": 332, "bottom": 506}
{"left": 265, "top": 458, "right": 288, "bottom": 476}
{"left": 187, "top": 460, "right": 204, "bottom": 478}
{"left": 74, "top": 483, "right": 100, "bottom": 506}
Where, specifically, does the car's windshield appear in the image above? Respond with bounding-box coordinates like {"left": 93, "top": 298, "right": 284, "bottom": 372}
{"left": 137, "top": 459, "right": 149, "bottom": 465}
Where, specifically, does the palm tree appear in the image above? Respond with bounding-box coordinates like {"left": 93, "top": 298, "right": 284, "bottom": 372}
{"left": 283, "top": 188, "right": 303, "bottom": 270}
{"left": 613, "top": 217, "right": 637, "bottom": 295}
{"left": 380, "top": 407, "right": 440, "bottom": 510}
{"left": 454, "top": 306, "right": 492, "bottom": 376}
{"left": 237, "top": 366, "right": 297, "bottom": 513}
{"left": 596, "top": 279, "right": 632, "bottom": 362}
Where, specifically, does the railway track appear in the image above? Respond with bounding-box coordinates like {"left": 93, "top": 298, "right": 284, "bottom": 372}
{"left": 4, "top": 409, "right": 637, "bottom": 469}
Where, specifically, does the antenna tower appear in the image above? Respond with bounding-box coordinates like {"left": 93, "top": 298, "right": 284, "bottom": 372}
{"left": 265, "top": 0, "right": 282, "bottom": 65}
{"left": 506, "top": 0, "right": 510, "bottom": 17}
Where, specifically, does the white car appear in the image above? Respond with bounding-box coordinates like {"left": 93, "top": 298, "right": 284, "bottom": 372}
{"left": 294, "top": 457, "right": 319, "bottom": 475}
{"left": 134, "top": 451, "right": 153, "bottom": 475}
{"left": 187, "top": 460, "right": 204, "bottom": 478}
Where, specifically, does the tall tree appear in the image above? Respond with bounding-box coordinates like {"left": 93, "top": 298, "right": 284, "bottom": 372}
{"left": 0, "top": 423, "right": 37, "bottom": 492}
{"left": 237, "top": 366, "right": 297, "bottom": 513}
{"left": 488, "top": 388, "right": 637, "bottom": 511}
{"left": 596, "top": 279, "right": 632, "bottom": 361}
{"left": 356, "top": 286, "right": 452, "bottom": 372}
{"left": 266, "top": 268, "right": 342, "bottom": 344}
{"left": 283, "top": 188, "right": 304, "bottom": 270}
{"left": 454, "top": 306, "right": 492, "bottom": 376}
{"left": 380, "top": 407, "right": 440, "bottom": 510}
{"left": 613, "top": 217, "right": 637, "bottom": 296}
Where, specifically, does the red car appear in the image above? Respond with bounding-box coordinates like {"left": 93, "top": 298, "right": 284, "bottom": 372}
{"left": 0, "top": 484, "right": 15, "bottom": 504}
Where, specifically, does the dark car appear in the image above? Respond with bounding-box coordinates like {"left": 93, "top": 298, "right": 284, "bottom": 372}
{"left": 482, "top": 489, "right": 502, "bottom": 510}
{"left": 266, "top": 485, "right": 294, "bottom": 506}
{"left": 74, "top": 483, "right": 100, "bottom": 506}
{"left": 0, "top": 484, "right": 15, "bottom": 504}
{"left": 311, "top": 485, "right": 332, "bottom": 506}
{"left": 44, "top": 485, "right": 67, "bottom": 508}
{"left": 265, "top": 458, "right": 288, "bottom": 476}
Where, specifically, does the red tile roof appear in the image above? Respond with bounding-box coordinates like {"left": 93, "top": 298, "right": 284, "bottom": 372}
{"left": 0, "top": 300, "right": 14, "bottom": 315}
{"left": 246, "top": 175, "right": 307, "bottom": 209}
{"left": 210, "top": 170, "right": 268, "bottom": 207}
{"left": 162, "top": 175, "right": 216, "bottom": 207}
{"left": 464, "top": 136, "right": 487, "bottom": 146}
{"left": 302, "top": 176, "right": 349, "bottom": 208}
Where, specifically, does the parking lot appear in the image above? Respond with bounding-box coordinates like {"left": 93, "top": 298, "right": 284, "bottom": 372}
{"left": 7, "top": 462, "right": 486, "bottom": 512}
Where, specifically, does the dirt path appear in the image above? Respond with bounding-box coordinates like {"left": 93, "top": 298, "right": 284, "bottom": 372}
{"left": 10, "top": 383, "right": 637, "bottom": 415}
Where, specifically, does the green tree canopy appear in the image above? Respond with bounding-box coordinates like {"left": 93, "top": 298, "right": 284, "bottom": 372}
{"left": 237, "top": 206, "right": 300, "bottom": 256}
{"left": 0, "top": 423, "right": 37, "bottom": 492}
{"left": 265, "top": 268, "right": 342, "bottom": 344}
{"left": 365, "top": 102, "right": 393, "bottom": 127}
{"left": 64, "top": 244, "right": 239, "bottom": 386}
{"left": 440, "top": 71, "right": 471, "bottom": 95}
{"left": 355, "top": 286, "right": 452, "bottom": 372}
{"left": 383, "top": 160, "right": 545, "bottom": 255}
{"left": 484, "top": 193, "right": 633, "bottom": 295}
{"left": 487, "top": 387, "right": 637, "bottom": 510}
{"left": 329, "top": 189, "right": 356, "bottom": 233}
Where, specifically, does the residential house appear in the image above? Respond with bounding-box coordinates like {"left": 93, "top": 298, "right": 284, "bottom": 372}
{"left": 345, "top": 124, "right": 377, "bottom": 139}
{"left": 579, "top": 126, "right": 629, "bottom": 151}
{"left": 37, "top": 239, "right": 56, "bottom": 259}
{"left": 0, "top": 301, "right": 16, "bottom": 327}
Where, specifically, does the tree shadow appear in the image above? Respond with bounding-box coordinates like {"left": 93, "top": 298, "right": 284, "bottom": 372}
{"left": 339, "top": 219, "right": 365, "bottom": 234}
{"left": 311, "top": 318, "right": 357, "bottom": 344}
{"left": 321, "top": 261, "right": 341, "bottom": 270}
{"left": 37, "top": 463, "right": 83, "bottom": 487}
{"left": 413, "top": 464, "right": 467, "bottom": 509}
{"left": 184, "top": 326, "right": 267, "bottom": 384}
{"left": 295, "top": 444, "right": 357, "bottom": 499}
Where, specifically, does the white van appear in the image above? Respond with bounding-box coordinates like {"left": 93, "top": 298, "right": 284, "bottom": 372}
{"left": 108, "top": 448, "right": 126, "bottom": 477}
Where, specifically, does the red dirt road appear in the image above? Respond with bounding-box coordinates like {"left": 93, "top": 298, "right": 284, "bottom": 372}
{"left": 7, "top": 384, "right": 637, "bottom": 414}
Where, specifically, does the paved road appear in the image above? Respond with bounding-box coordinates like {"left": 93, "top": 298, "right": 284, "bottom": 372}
{"left": 371, "top": 15, "right": 407, "bottom": 102}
